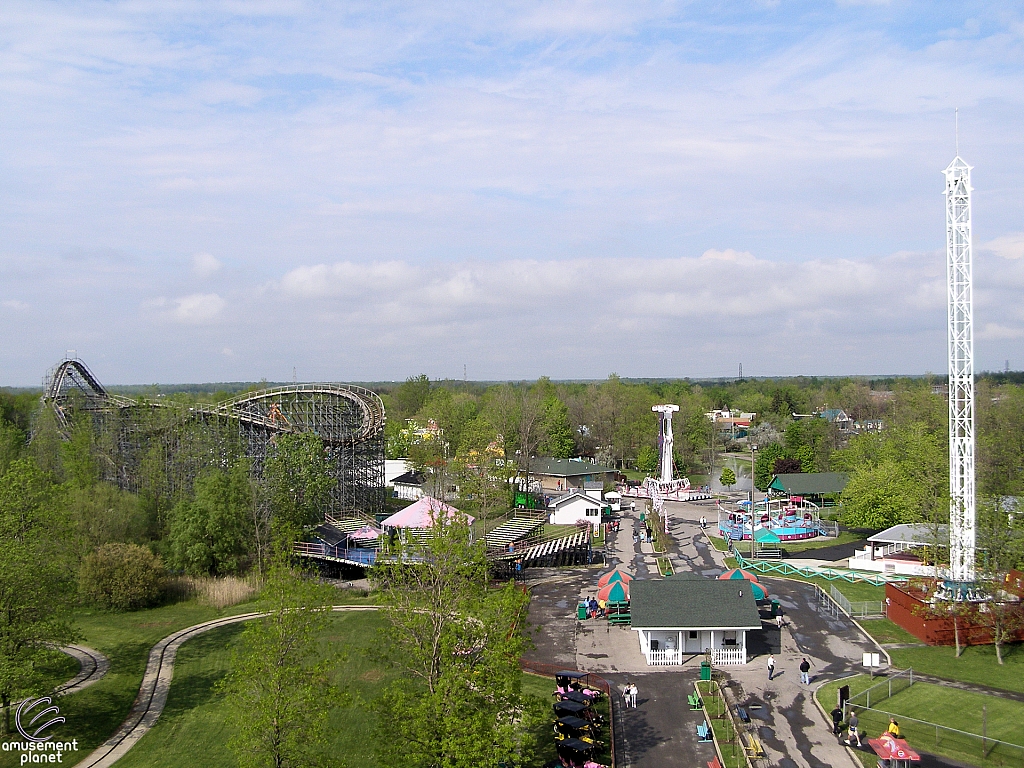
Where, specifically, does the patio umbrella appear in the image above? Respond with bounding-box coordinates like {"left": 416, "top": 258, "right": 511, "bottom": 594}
{"left": 596, "top": 580, "right": 629, "bottom": 602}
{"left": 719, "top": 568, "right": 760, "bottom": 583}
{"left": 597, "top": 569, "right": 633, "bottom": 588}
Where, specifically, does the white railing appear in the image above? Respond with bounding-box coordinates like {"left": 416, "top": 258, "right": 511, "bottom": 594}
{"left": 711, "top": 647, "right": 746, "bottom": 666}
{"left": 645, "top": 649, "right": 684, "bottom": 666}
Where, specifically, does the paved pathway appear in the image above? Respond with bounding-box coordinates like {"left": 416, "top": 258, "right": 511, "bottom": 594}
{"left": 72, "top": 606, "right": 380, "bottom": 768}
{"left": 56, "top": 645, "right": 110, "bottom": 697}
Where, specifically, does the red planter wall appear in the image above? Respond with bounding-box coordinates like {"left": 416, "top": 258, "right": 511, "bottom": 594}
{"left": 885, "top": 582, "right": 1024, "bottom": 646}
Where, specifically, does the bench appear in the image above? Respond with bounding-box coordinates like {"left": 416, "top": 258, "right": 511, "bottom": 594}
{"left": 607, "top": 614, "right": 631, "bottom": 625}
{"left": 743, "top": 734, "right": 765, "bottom": 757}
{"left": 735, "top": 706, "right": 750, "bottom": 723}
{"left": 707, "top": 758, "right": 722, "bottom": 768}
{"left": 696, "top": 722, "right": 712, "bottom": 742}
{"left": 758, "top": 547, "right": 783, "bottom": 559}
{"left": 688, "top": 692, "right": 703, "bottom": 710}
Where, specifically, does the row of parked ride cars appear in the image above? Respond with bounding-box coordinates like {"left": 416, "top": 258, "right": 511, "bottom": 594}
{"left": 552, "top": 671, "right": 609, "bottom": 768}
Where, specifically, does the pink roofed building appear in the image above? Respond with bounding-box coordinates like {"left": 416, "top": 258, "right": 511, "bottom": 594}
{"left": 381, "top": 496, "right": 474, "bottom": 529}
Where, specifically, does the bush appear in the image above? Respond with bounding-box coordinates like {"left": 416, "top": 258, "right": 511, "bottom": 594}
{"left": 79, "top": 543, "right": 166, "bottom": 611}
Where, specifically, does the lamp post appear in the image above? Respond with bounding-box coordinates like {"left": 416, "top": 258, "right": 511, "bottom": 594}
{"left": 749, "top": 444, "right": 758, "bottom": 561}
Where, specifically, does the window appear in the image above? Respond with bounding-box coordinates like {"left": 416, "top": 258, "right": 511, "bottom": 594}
{"left": 689, "top": 631, "right": 698, "bottom": 639}
{"left": 586, "top": 508, "right": 598, "bottom": 517}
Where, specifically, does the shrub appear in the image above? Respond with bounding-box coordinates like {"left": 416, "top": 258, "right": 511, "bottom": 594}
{"left": 79, "top": 543, "right": 166, "bottom": 611}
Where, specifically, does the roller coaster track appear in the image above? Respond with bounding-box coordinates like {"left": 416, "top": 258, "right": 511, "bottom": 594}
{"left": 40, "top": 358, "right": 387, "bottom": 518}
{"left": 43, "top": 359, "right": 385, "bottom": 444}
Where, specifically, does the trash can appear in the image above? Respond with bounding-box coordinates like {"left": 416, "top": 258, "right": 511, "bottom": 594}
{"left": 577, "top": 603, "right": 588, "bottom": 621}
{"left": 771, "top": 600, "right": 780, "bottom": 617}
{"left": 700, "top": 661, "right": 712, "bottom": 681}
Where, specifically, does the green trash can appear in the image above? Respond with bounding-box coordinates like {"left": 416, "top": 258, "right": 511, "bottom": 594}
{"left": 771, "top": 600, "right": 780, "bottom": 617}
{"left": 700, "top": 661, "right": 712, "bottom": 681}
{"left": 577, "top": 603, "right": 588, "bottom": 621}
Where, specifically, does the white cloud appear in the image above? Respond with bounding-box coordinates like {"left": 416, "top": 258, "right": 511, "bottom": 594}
{"left": 192, "top": 252, "right": 222, "bottom": 278}
{"left": 982, "top": 233, "right": 1024, "bottom": 260}
{"left": 2, "top": 299, "right": 29, "bottom": 310}
{"left": 171, "top": 293, "right": 225, "bottom": 324}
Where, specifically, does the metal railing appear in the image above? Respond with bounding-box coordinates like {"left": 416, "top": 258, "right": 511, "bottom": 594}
{"left": 847, "top": 667, "right": 914, "bottom": 709}
{"left": 830, "top": 584, "right": 886, "bottom": 618}
{"left": 734, "top": 552, "right": 909, "bottom": 586}
{"left": 849, "top": 701, "right": 1024, "bottom": 766}
{"left": 293, "top": 541, "right": 378, "bottom": 565}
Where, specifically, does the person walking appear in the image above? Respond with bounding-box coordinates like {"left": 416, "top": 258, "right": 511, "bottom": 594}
{"left": 776, "top": 612, "right": 784, "bottom": 629}
{"left": 629, "top": 683, "right": 638, "bottom": 709}
{"left": 830, "top": 705, "right": 844, "bottom": 736}
{"left": 766, "top": 654, "right": 776, "bottom": 681}
{"left": 799, "top": 657, "right": 811, "bottom": 685}
{"left": 622, "top": 683, "right": 631, "bottom": 709}
{"left": 847, "top": 711, "right": 861, "bottom": 746}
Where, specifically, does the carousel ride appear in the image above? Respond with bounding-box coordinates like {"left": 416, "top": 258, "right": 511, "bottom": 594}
{"left": 717, "top": 495, "right": 830, "bottom": 542}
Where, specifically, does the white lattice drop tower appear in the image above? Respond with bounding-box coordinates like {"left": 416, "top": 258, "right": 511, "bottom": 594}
{"left": 944, "top": 154, "right": 976, "bottom": 583}
{"left": 652, "top": 404, "right": 679, "bottom": 483}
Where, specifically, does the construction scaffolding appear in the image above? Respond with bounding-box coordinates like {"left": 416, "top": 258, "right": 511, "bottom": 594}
{"left": 40, "top": 358, "right": 386, "bottom": 518}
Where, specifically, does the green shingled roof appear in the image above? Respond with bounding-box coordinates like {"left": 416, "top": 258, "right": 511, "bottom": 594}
{"left": 629, "top": 579, "right": 762, "bottom": 630}
{"left": 529, "top": 457, "right": 616, "bottom": 478}
{"left": 768, "top": 472, "right": 849, "bottom": 496}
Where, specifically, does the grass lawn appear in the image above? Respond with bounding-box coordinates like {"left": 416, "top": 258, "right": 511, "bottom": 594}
{"left": 858, "top": 618, "right": 920, "bottom": 646}
{"left": 775, "top": 530, "right": 866, "bottom": 555}
{"left": 817, "top": 675, "right": 1024, "bottom": 768}
{"left": 696, "top": 681, "right": 744, "bottom": 768}
{"left": 49, "top": 611, "right": 596, "bottom": 768}
{"left": 888, "top": 642, "right": 1024, "bottom": 695}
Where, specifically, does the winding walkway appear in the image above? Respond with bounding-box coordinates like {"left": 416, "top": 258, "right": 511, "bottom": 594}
{"left": 56, "top": 644, "right": 110, "bottom": 696}
{"left": 72, "top": 606, "right": 380, "bottom": 768}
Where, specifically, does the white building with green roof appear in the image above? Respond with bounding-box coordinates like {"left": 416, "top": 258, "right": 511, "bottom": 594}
{"left": 630, "top": 576, "right": 762, "bottom": 666}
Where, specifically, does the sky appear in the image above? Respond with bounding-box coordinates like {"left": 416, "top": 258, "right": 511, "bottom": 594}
{"left": 2, "top": 1, "right": 1024, "bottom": 386}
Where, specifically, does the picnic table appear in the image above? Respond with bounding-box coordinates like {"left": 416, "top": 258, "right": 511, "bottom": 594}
{"left": 867, "top": 736, "right": 920, "bottom": 768}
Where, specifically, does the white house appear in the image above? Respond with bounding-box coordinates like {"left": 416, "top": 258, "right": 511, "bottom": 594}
{"left": 630, "top": 576, "right": 762, "bottom": 666}
{"left": 848, "top": 523, "right": 949, "bottom": 577}
{"left": 547, "top": 491, "right": 604, "bottom": 526}
{"left": 392, "top": 470, "right": 427, "bottom": 501}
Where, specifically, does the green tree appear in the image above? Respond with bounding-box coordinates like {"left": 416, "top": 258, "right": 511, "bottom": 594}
{"left": 635, "top": 444, "right": 658, "bottom": 475}
{"left": 262, "top": 433, "right": 336, "bottom": 534}
{"left": 720, "top": 467, "right": 737, "bottom": 489}
{"left": 69, "top": 482, "right": 147, "bottom": 556}
{"left": 170, "top": 462, "right": 254, "bottom": 576}
{"left": 0, "top": 420, "right": 24, "bottom": 478}
{"left": 220, "top": 558, "right": 342, "bottom": 768}
{"left": 753, "top": 443, "right": 783, "bottom": 491}
{"left": 0, "top": 458, "right": 77, "bottom": 733}
{"left": 393, "top": 374, "right": 431, "bottom": 419}
{"left": 539, "top": 396, "right": 576, "bottom": 459}
{"left": 370, "top": 513, "right": 542, "bottom": 767}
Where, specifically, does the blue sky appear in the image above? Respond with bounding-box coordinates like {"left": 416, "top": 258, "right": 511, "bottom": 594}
{"left": 2, "top": 1, "right": 1023, "bottom": 385}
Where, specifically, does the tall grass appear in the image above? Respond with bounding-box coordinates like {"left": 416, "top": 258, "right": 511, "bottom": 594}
{"left": 165, "top": 575, "right": 258, "bottom": 609}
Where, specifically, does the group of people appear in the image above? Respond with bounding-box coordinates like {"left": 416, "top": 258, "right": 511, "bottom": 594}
{"left": 621, "top": 683, "right": 638, "bottom": 708}
{"left": 583, "top": 596, "right": 606, "bottom": 619}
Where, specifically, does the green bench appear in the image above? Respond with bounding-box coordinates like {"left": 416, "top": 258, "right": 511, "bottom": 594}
{"left": 605, "top": 601, "right": 630, "bottom": 625}
{"left": 688, "top": 692, "right": 703, "bottom": 710}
